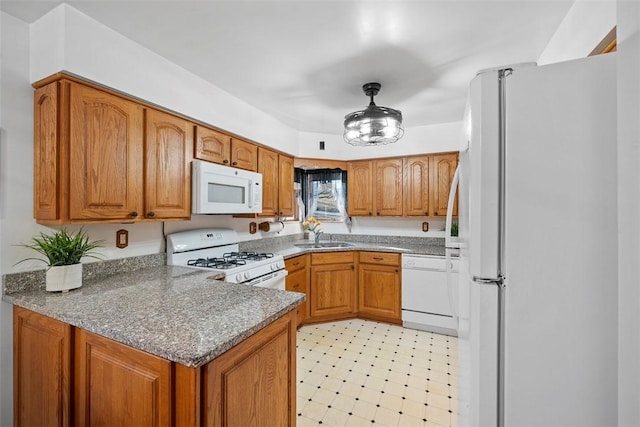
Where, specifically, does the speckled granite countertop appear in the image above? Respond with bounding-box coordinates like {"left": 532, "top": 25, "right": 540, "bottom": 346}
{"left": 3, "top": 266, "right": 304, "bottom": 368}
{"left": 265, "top": 241, "right": 447, "bottom": 259}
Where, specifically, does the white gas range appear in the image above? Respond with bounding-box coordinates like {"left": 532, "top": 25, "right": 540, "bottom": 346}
{"left": 166, "top": 229, "right": 287, "bottom": 289}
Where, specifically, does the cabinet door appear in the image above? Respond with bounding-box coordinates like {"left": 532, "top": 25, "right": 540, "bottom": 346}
{"left": 34, "top": 82, "right": 62, "bottom": 221}
{"left": 430, "top": 153, "right": 458, "bottom": 217}
{"left": 14, "top": 307, "right": 71, "bottom": 427}
{"left": 194, "top": 126, "right": 231, "bottom": 165}
{"left": 358, "top": 263, "right": 402, "bottom": 323}
{"left": 278, "top": 154, "right": 294, "bottom": 216}
{"left": 74, "top": 329, "right": 172, "bottom": 426}
{"left": 403, "top": 156, "right": 431, "bottom": 216}
{"left": 374, "top": 158, "right": 403, "bottom": 216}
{"left": 230, "top": 138, "right": 258, "bottom": 171}
{"left": 69, "top": 83, "right": 143, "bottom": 221}
{"left": 204, "top": 312, "right": 296, "bottom": 426}
{"left": 258, "top": 147, "right": 279, "bottom": 217}
{"left": 347, "top": 160, "right": 373, "bottom": 216}
{"left": 310, "top": 263, "right": 356, "bottom": 318}
{"left": 145, "top": 108, "right": 193, "bottom": 220}
{"left": 286, "top": 267, "right": 308, "bottom": 326}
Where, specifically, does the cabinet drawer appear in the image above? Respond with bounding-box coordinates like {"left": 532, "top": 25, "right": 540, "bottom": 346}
{"left": 359, "top": 251, "right": 400, "bottom": 266}
{"left": 312, "top": 251, "right": 355, "bottom": 265}
{"left": 285, "top": 255, "right": 308, "bottom": 273}
{"left": 285, "top": 268, "right": 307, "bottom": 293}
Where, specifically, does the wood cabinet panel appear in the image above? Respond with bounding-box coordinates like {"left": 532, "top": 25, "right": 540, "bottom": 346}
{"left": 285, "top": 254, "right": 308, "bottom": 273}
{"left": 374, "top": 158, "right": 403, "bottom": 216}
{"left": 286, "top": 267, "right": 308, "bottom": 326}
{"left": 430, "top": 153, "right": 458, "bottom": 217}
{"left": 145, "top": 108, "right": 193, "bottom": 220}
{"left": 194, "top": 126, "right": 231, "bottom": 165}
{"left": 347, "top": 160, "right": 373, "bottom": 216}
{"left": 278, "top": 154, "right": 295, "bottom": 217}
{"left": 69, "top": 83, "right": 144, "bottom": 221}
{"left": 258, "top": 147, "right": 279, "bottom": 216}
{"left": 203, "top": 311, "right": 296, "bottom": 426}
{"left": 14, "top": 306, "right": 71, "bottom": 427}
{"left": 230, "top": 138, "right": 258, "bottom": 171}
{"left": 310, "top": 263, "right": 356, "bottom": 319}
{"left": 74, "top": 328, "right": 172, "bottom": 426}
{"left": 358, "top": 263, "right": 401, "bottom": 324}
{"left": 403, "top": 156, "right": 431, "bottom": 216}
{"left": 311, "top": 251, "right": 355, "bottom": 265}
{"left": 286, "top": 255, "right": 309, "bottom": 327}
{"left": 33, "top": 83, "right": 62, "bottom": 221}
{"left": 359, "top": 251, "right": 400, "bottom": 266}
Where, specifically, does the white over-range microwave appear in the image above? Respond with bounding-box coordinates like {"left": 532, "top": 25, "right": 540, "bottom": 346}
{"left": 192, "top": 160, "right": 263, "bottom": 214}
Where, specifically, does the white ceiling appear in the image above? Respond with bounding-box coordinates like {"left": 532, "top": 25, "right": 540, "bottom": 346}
{"left": 1, "top": 1, "right": 575, "bottom": 135}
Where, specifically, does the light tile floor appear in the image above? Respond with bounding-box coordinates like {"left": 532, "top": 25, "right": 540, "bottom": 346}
{"left": 297, "top": 319, "right": 458, "bottom": 427}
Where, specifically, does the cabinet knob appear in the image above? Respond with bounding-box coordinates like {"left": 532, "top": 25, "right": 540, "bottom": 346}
{"left": 130, "top": 211, "right": 138, "bottom": 218}
{"left": 293, "top": 283, "right": 299, "bottom": 289}
{"left": 435, "top": 211, "right": 439, "bottom": 215}
{"left": 373, "top": 257, "right": 383, "bottom": 261}
{"left": 377, "top": 212, "right": 380, "bottom": 215}
{"left": 395, "top": 269, "right": 399, "bottom": 273}
{"left": 368, "top": 212, "right": 372, "bottom": 216}
{"left": 232, "top": 161, "right": 238, "bottom": 166}
{"left": 223, "top": 159, "right": 229, "bottom": 164}
{"left": 147, "top": 211, "right": 155, "bottom": 217}
{"left": 351, "top": 265, "right": 354, "bottom": 270}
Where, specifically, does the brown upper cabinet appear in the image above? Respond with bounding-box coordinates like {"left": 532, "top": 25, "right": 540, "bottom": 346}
{"left": 403, "top": 156, "right": 430, "bottom": 216}
{"left": 349, "top": 158, "right": 404, "bottom": 217}
{"left": 144, "top": 108, "right": 193, "bottom": 220}
{"left": 258, "top": 147, "right": 294, "bottom": 217}
{"left": 374, "top": 158, "right": 404, "bottom": 216}
{"left": 195, "top": 125, "right": 258, "bottom": 171}
{"left": 347, "top": 159, "right": 402, "bottom": 216}
{"left": 430, "top": 152, "right": 458, "bottom": 217}
{"left": 33, "top": 78, "right": 193, "bottom": 224}
{"left": 347, "top": 160, "right": 374, "bottom": 216}
{"left": 347, "top": 152, "right": 458, "bottom": 218}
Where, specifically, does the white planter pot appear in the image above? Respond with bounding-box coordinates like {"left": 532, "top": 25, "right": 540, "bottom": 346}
{"left": 46, "top": 264, "right": 82, "bottom": 292}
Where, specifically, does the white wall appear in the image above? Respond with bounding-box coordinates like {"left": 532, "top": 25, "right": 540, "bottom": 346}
{"left": 297, "top": 121, "right": 462, "bottom": 161}
{"left": 616, "top": 1, "right": 640, "bottom": 424}
{"left": 0, "top": 11, "right": 34, "bottom": 426}
{"left": 538, "top": 0, "right": 616, "bottom": 65}
{"left": 31, "top": 4, "right": 299, "bottom": 156}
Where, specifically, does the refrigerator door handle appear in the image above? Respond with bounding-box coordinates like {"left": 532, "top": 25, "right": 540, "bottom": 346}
{"left": 445, "top": 164, "right": 461, "bottom": 248}
{"left": 472, "top": 275, "right": 505, "bottom": 288}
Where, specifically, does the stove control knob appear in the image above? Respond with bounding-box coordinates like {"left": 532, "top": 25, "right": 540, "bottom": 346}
{"left": 244, "top": 272, "right": 251, "bottom": 280}
{"left": 270, "top": 264, "right": 277, "bottom": 271}
{"left": 236, "top": 274, "right": 243, "bottom": 282}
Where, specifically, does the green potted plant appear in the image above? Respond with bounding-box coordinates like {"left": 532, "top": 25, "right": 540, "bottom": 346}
{"left": 18, "top": 228, "right": 103, "bottom": 292}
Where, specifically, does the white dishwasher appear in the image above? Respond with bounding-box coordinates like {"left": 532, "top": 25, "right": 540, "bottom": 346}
{"left": 402, "top": 254, "right": 459, "bottom": 336}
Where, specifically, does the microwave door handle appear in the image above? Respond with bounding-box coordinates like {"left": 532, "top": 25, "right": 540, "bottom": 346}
{"left": 248, "top": 181, "right": 254, "bottom": 208}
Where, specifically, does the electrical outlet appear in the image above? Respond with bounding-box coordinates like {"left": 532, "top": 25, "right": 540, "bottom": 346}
{"left": 421, "top": 222, "right": 429, "bottom": 232}
{"left": 116, "top": 229, "right": 128, "bottom": 248}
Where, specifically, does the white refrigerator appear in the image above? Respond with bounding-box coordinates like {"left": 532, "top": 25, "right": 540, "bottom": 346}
{"left": 455, "top": 53, "right": 618, "bottom": 426}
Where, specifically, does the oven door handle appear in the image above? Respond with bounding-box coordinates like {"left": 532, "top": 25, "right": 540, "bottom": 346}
{"left": 246, "top": 269, "right": 288, "bottom": 289}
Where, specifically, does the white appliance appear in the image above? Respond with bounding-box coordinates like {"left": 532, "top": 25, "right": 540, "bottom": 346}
{"left": 192, "top": 160, "right": 263, "bottom": 214}
{"left": 456, "top": 54, "right": 617, "bottom": 426}
{"left": 166, "top": 228, "right": 287, "bottom": 289}
{"left": 401, "top": 254, "right": 459, "bottom": 335}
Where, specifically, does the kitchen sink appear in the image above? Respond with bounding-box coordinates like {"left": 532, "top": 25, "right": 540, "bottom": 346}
{"left": 294, "top": 242, "right": 356, "bottom": 249}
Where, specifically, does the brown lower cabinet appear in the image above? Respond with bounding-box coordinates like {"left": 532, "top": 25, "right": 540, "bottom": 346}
{"left": 13, "top": 306, "right": 297, "bottom": 427}
{"left": 285, "top": 254, "right": 309, "bottom": 327}
{"left": 358, "top": 252, "right": 402, "bottom": 324}
{"left": 308, "top": 252, "right": 357, "bottom": 322}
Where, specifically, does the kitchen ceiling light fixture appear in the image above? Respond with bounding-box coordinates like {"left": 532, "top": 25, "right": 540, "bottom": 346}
{"left": 343, "top": 82, "right": 404, "bottom": 146}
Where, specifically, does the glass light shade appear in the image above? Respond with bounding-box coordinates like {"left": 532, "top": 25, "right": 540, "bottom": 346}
{"left": 343, "top": 104, "right": 404, "bottom": 146}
